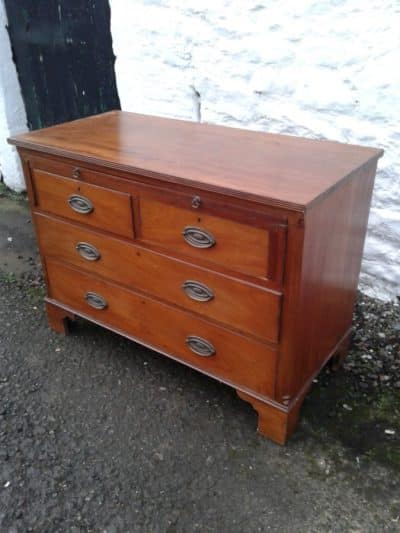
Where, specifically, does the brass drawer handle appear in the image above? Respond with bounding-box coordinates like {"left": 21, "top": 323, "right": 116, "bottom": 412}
{"left": 68, "top": 194, "right": 93, "bottom": 214}
{"left": 185, "top": 335, "right": 215, "bottom": 357}
{"left": 75, "top": 242, "right": 101, "bottom": 261}
{"left": 182, "top": 226, "right": 215, "bottom": 249}
{"left": 84, "top": 291, "right": 107, "bottom": 310}
{"left": 182, "top": 280, "right": 214, "bottom": 302}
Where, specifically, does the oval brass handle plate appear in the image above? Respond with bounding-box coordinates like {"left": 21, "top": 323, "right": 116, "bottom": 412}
{"left": 68, "top": 194, "right": 93, "bottom": 215}
{"left": 75, "top": 242, "right": 101, "bottom": 261}
{"left": 84, "top": 291, "right": 107, "bottom": 310}
{"left": 185, "top": 335, "right": 216, "bottom": 357}
{"left": 182, "top": 280, "right": 214, "bottom": 302}
{"left": 182, "top": 226, "right": 215, "bottom": 249}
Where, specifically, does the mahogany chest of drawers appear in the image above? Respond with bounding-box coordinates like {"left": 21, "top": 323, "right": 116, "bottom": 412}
{"left": 9, "top": 111, "right": 383, "bottom": 444}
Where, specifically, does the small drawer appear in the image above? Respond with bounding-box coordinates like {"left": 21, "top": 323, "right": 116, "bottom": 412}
{"left": 139, "top": 194, "right": 285, "bottom": 281}
{"left": 31, "top": 167, "right": 134, "bottom": 238}
{"left": 35, "top": 214, "right": 281, "bottom": 342}
{"left": 46, "top": 259, "right": 277, "bottom": 398}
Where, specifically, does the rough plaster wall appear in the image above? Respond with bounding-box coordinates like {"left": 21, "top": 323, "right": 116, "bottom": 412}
{"left": 110, "top": 0, "right": 399, "bottom": 301}
{"left": 0, "top": 1, "right": 27, "bottom": 191}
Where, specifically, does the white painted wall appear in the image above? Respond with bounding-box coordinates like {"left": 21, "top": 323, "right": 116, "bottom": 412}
{"left": 110, "top": 0, "right": 399, "bottom": 301}
{"left": 0, "top": 1, "right": 397, "bottom": 300}
{"left": 0, "top": 1, "right": 27, "bottom": 191}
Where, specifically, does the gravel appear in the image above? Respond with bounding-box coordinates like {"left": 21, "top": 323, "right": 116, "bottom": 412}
{"left": 345, "top": 293, "right": 400, "bottom": 391}
{"left": 1, "top": 277, "right": 399, "bottom": 532}
{"left": 0, "top": 195, "right": 399, "bottom": 531}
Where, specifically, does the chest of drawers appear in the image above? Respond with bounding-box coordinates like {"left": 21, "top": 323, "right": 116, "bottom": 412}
{"left": 9, "top": 111, "right": 383, "bottom": 444}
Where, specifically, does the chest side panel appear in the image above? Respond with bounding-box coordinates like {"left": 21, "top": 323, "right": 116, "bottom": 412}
{"left": 276, "top": 160, "right": 378, "bottom": 404}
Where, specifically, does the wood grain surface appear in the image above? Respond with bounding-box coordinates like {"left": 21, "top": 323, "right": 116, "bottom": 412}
{"left": 46, "top": 259, "right": 277, "bottom": 398}
{"left": 140, "top": 195, "right": 273, "bottom": 279}
{"left": 31, "top": 167, "right": 134, "bottom": 238}
{"left": 276, "top": 159, "right": 379, "bottom": 404}
{"left": 12, "top": 110, "right": 383, "bottom": 444}
{"left": 8, "top": 111, "right": 383, "bottom": 210}
{"left": 35, "top": 213, "right": 281, "bottom": 342}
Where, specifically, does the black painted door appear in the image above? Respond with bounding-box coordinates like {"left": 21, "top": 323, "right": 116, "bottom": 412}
{"left": 5, "top": 0, "right": 120, "bottom": 130}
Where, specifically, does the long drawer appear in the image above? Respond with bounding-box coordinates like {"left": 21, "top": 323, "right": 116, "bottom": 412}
{"left": 46, "top": 259, "right": 277, "bottom": 398}
{"left": 35, "top": 213, "right": 281, "bottom": 342}
{"left": 31, "top": 168, "right": 134, "bottom": 238}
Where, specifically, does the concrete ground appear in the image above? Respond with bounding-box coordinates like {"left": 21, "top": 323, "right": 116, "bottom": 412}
{"left": 0, "top": 191, "right": 399, "bottom": 532}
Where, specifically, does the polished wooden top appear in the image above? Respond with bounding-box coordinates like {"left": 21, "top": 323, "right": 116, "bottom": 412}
{"left": 9, "top": 110, "right": 383, "bottom": 211}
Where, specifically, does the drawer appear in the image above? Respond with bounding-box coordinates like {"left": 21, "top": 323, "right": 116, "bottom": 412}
{"left": 30, "top": 167, "right": 134, "bottom": 238}
{"left": 46, "top": 259, "right": 277, "bottom": 398}
{"left": 139, "top": 194, "right": 285, "bottom": 281}
{"left": 35, "top": 214, "right": 281, "bottom": 342}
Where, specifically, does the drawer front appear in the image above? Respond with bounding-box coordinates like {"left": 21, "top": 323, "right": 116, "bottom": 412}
{"left": 31, "top": 168, "right": 134, "bottom": 238}
{"left": 46, "top": 260, "right": 277, "bottom": 398}
{"left": 27, "top": 154, "right": 114, "bottom": 183}
{"left": 36, "top": 214, "right": 281, "bottom": 342}
{"left": 140, "top": 195, "right": 280, "bottom": 280}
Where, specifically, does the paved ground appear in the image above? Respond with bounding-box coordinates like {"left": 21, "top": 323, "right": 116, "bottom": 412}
{"left": 0, "top": 192, "right": 399, "bottom": 532}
